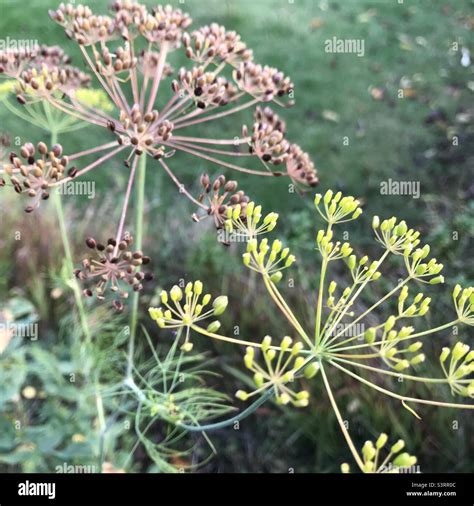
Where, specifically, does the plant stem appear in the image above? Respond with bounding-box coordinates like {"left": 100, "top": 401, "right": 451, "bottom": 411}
{"left": 320, "top": 363, "right": 365, "bottom": 471}
{"left": 49, "top": 128, "right": 92, "bottom": 344}
{"left": 128, "top": 154, "right": 147, "bottom": 378}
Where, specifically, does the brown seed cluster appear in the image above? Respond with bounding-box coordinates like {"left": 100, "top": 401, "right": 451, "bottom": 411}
{"left": 139, "top": 5, "right": 192, "bottom": 46}
{"left": 194, "top": 174, "right": 249, "bottom": 229}
{"left": 234, "top": 62, "right": 294, "bottom": 103}
{"left": 2, "top": 142, "right": 71, "bottom": 212}
{"left": 246, "top": 106, "right": 290, "bottom": 165}
{"left": 17, "top": 63, "right": 91, "bottom": 101}
{"left": 183, "top": 23, "right": 253, "bottom": 66}
{"left": 95, "top": 44, "right": 137, "bottom": 77}
{"left": 0, "top": 45, "right": 91, "bottom": 99}
{"left": 286, "top": 144, "right": 319, "bottom": 188}
{"left": 75, "top": 233, "right": 153, "bottom": 312}
{"left": 177, "top": 67, "right": 237, "bottom": 109}
{"left": 49, "top": 4, "right": 115, "bottom": 46}
{"left": 116, "top": 106, "right": 173, "bottom": 157}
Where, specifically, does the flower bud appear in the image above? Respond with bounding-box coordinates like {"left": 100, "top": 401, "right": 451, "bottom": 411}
{"left": 341, "top": 463, "right": 350, "bottom": 473}
{"left": 235, "top": 390, "right": 248, "bottom": 401}
{"left": 391, "top": 439, "right": 405, "bottom": 453}
{"left": 206, "top": 321, "right": 221, "bottom": 333}
{"left": 429, "top": 275, "right": 444, "bottom": 285}
{"left": 160, "top": 290, "right": 168, "bottom": 304}
{"left": 364, "top": 327, "right": 376, "bottom": 344}
{"left": 304, "top": 362, "right": 320, "bottom": 378}
{"left": 440, "top": 347, "right": 450, "bottom": 362}
{"left": 393, "top": 453, "right": 417, "bottom": 468}
{"left": 281, "top": 336, "right": 292, "bottom": 351}
{"left": 213, "top": 295, "right": 228, "bottom": 315}
{"left": 262, "top": 335, "right": 272, "bottom": 351}
{"left": 170, "top": 285, "right": 183, "bottom": 302}
{"left": 384, "top": 316, "right": 396, "bottom": 332}
{"left": 270, "top": 272, "right": 283, "bottom": 283}
{"left": 372, "top": 216, "right": 380, "bottom": 229}
{"left": 181, "top": 342, "right": 193, "bottom": 352}
{"left": 452, "top": 342, "right": 469, "bottom": 361}
{"left": 376, "top": 433, "right": 388, "bottom": 449}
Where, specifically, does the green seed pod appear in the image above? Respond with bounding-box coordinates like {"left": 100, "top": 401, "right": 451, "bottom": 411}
{"left": 160, "top": 290, "right": 168, "bottom": 304}
{"left": 429, "top": 275, "right": 444, "bottom": 285}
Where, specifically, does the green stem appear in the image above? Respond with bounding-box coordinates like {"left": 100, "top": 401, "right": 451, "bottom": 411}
{"left": 320, "top": 363, "right": 365, "bottom": 471}
{"left": 49, "top": 128, "right": 92, "bottom": 344}
{"left": 128, "top": 154, "right": 147, "bottom": 377}
{"left": 178, "top": 388, "right": 275, "bottom": 432}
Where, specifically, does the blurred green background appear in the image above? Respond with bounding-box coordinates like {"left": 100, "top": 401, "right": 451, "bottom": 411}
{"left": 0, "top": 0, "right": 473, "bottom": 472}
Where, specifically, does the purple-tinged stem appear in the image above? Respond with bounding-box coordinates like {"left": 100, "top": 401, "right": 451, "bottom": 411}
{"left": 52, "top": 145, "right": 127, "bottom": 186}
{"left": 159, "top": 158, "right": 207, "bottom": 209}
{"left": 114, "top": 155, "right": 139, "bottom": 255}
{"left": 174, "top": 98, "right": 260, "bottom": 130}
{"left": 171, "top": 135, "right": 250, "bottom": 145}
{"left": 146, "top": 43, "right": 169, "bottom": 114}
{"left": 69, "top": 141, "right": 120, "bottom": 161}
{"left": 164, "top": 141, "right": 275, "bottom": 177}
{"left": 170, "top": 140, "right": 253, "bottom": 157}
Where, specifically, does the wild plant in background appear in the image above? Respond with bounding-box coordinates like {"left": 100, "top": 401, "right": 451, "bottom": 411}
{"left": 148, "top": 189, "right": 474, "bottom": 472}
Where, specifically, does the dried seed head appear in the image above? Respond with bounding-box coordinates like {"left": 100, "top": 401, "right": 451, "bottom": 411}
{"left": 3, "top": 141, "right": 69, "bottom": 211}
{"left": 234, "top": 61, "right": 294, "bottom": 103}
{"left": 184, "top": 23, "right": 253, "bottom": 67}
{"left": 178, "top": 66, "right": 237, "bottom": 109}
{"left": 76, "top": 232, "right": 153, "bottom": 311}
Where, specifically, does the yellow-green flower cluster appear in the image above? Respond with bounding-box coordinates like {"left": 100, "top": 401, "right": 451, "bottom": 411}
{"left": 149, "top": 280, "right": 228, "bottom": 352}
{"left": 224, "top": 201, "right": 278, "bottom": 239}
{"left": 397, "top": 286, "right": 431, "bottom": 318}
{"left": 440, "top": 342, "right": 474, "bottom": 398}
{"left": 316, "top": 228, "right": 353, "bottom": 261}
{"left": 345, "top": 254, "right": 381, "bottom": 284}
{"left": 364, "top": 319, "right": 424, "bottom": 371}
{"left": 0, "top": 80, "right": 15, "bottom": 100}
{"left": 242, "top": 238, "right": 294, "bottom": 282}
{"left": 372, "top": 216, "right": 421, "bottom": 255}
{"left": 74, "top": 88, "right": 114, "bottom": 112}
{"left": 341, "top": 435, "right": 417, "bottom": 473}
{"left": 235, "top": 335, "right": 318, "bottom": 407}
{"left": 326, "top": 281, "right": 353, "bottom": 315}
{"left": 403, "top": 244, "right": 444, "bottom": 284}
{"left": 314, "top": 190, "right": 362, "bottom": 225}
{"left": 453, "top": 285, "right": 474, "bottom": 326}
